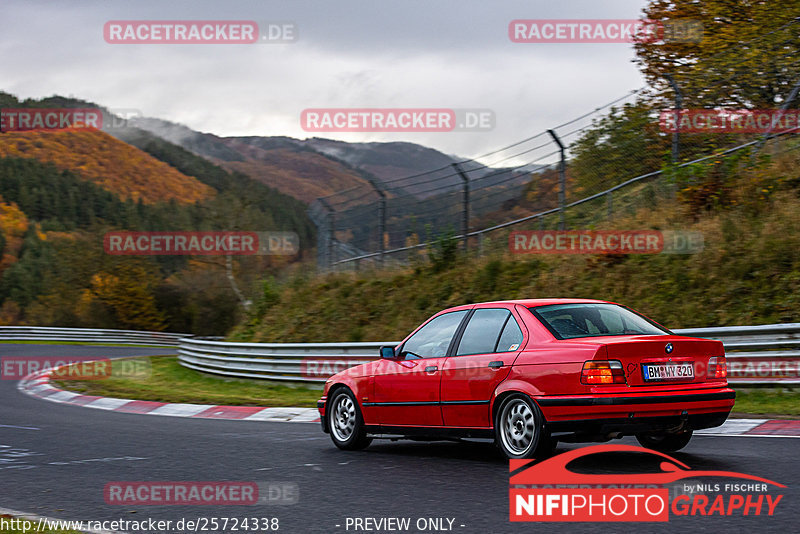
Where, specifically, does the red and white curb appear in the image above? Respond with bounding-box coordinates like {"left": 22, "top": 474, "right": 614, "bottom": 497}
{"left": 17, "top": 368, "right": 320, "bottom": 424}
{"left": 696, "top": 417, "right": 800, "bottom": 437}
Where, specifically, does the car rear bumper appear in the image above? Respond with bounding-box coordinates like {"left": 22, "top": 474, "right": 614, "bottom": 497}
{"left": 547, "top": 411, "right": 730, "bottom": 439}
{"left": 534, "top": 387, "right": 735, "bottom": 430}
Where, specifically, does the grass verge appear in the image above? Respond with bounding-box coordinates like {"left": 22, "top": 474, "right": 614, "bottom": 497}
{"left": 52, "top": 356, "right": 321, "bottom": 408}
{"left": 51, "top": 356, "right": 799, "bottom": 416}
{"left": 732, "top": 388, "right": 800, "bottom": 418}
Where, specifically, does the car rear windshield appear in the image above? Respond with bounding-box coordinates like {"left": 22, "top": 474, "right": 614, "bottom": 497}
{"left": 529, "top": 303, "right": 669, "bottom": 340}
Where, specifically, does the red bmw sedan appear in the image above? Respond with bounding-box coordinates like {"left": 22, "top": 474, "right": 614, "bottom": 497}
{"left": 317, "top": 299, "right": 735, "bottom": 459}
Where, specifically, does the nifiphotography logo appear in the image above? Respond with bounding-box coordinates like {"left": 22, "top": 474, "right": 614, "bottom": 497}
{"left": 509, "top": 444, "right": 785, "bottom": 522}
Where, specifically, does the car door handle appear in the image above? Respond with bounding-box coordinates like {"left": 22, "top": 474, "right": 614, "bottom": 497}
{"left": 425, "top": 366, "right": 438, "bottom": 373}
{"left": 488, "top": 361, "right": 504, "bottom": 369}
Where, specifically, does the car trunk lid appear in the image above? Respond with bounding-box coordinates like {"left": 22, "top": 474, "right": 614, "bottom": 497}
{"left": 598, "top": 335, "right": 725, "bottom": 386}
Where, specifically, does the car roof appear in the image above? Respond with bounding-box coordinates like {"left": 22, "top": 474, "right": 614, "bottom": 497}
{"left": 433, "top": 298, "right": 619, "bottom": 316}
{"left": 472, "top": 298, "right": 615, "bottom": 308}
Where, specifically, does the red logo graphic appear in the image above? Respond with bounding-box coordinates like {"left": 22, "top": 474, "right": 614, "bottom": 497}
{"left": 510, "top": 444, "right": 784, "bottom": 522}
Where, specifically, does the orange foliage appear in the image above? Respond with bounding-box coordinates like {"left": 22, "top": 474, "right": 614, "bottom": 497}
{"left": 0, "top": 129, "right": 215, "bottom": 204}
{"left": 222, "top": 145, "right": 370, "bottom": 203}
{"left": 0, "top": 195, "right": 29, "bottom": 271}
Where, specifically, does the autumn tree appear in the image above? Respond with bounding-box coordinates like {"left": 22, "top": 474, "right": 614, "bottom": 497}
{"left": 634, "top": 0, "right": 800, "bottom": 108}
{"left": 569, "top": 101, "right": 668, "bottom": 194}
{"left": 78, "top": 262, "right": 167, "bottom": 331}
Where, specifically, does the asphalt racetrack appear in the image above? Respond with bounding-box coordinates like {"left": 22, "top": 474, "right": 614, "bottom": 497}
{"left": 1, "top": 344, "right": 796, "bottom": 533}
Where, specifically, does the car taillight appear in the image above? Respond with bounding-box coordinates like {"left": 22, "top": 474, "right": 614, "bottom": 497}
{"left": 581, "top": 360, "right": 626, "bottom": 385}
{"left": 708, "top": 356, "right": 728, "bottom": 379}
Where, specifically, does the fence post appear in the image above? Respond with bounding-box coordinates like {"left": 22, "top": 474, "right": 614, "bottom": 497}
{"left": 318, "top": 198, "right": 335, "bottom": 269}
{"left": 754, "top": 76, "right": 800, "bottom": 154}
{"left": 666, "top": 74, "right": 682, "bottom": 165}
{"left": 452, "top": 163, "right": 470, "bottom": 251}
{"left": 365, "top": 179, "right": 387, "bottom": 267}
{"left": 547, "top": 130, "right": 566, "bottom": 230}
{"left": 309, "top": 202, "right": 328, "bottom": 270}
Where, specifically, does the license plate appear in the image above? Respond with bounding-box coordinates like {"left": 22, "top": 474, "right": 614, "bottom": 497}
{"left": 642, "top": 362, "right": 694, "bottom": 381}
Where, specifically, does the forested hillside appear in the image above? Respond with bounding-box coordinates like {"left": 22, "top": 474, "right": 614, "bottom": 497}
{"left": 0, "top": 130, "right": 215, "bottom": 204}
{"left": 0, "top": 93, "right": 315, "bottom": 334}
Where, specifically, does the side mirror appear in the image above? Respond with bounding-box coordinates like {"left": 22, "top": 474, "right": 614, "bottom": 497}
{"left": 380, "top": 346, "right": 396, "bottom": 359}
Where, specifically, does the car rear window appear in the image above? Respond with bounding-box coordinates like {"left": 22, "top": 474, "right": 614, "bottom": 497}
{"left": 529, "top": 303, "right": 669, "bottom": 340}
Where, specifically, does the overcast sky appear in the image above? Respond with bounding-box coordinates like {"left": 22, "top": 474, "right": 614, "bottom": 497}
{"left": 1, "top": 0, "right": 649, "bottom": 161}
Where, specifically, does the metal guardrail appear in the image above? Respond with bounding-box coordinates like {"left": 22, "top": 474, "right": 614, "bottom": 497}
{"left": 674, "top": 324, "right": 800, "bottom": 385}
{"left": 177, "top": 324, "right": 800, "bottom": 386}
{"left": 0, "top": 326, "right": 190, "bottom": 347}
{"left": 1, "top": 324, "right": 795, "bottom": 385}
{"left": 178, "top": 338, "right": 386, "bottom": 384}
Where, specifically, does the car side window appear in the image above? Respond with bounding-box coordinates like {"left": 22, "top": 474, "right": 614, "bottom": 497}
{"left": 456, "top": 308, "right": 511, "bottom": 356}
{"left": 495, "top": 315, "right": 523, "bottom": 352}
{"left": 401, "top": 310, "right": 468, "bottom": 359}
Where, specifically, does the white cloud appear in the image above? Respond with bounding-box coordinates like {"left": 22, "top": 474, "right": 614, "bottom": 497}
{"left": 0, "top": 0, "right": 649, "bottom": 162}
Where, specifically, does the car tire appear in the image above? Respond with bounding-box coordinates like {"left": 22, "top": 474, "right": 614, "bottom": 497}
{"left": 636, "top": 429, "right": 693, "bottom": 452}
{"left": 494, "top": 394, "right": 552, "bottom": 459}
{"left": 328, "top": 389, "right": 372, "bottom": 451}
